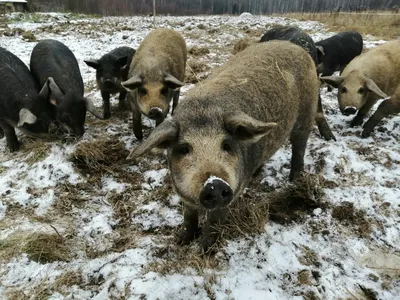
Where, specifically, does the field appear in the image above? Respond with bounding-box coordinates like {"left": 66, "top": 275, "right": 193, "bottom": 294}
{"left": 0, "top": 12, "right": 399, "bottom": 299}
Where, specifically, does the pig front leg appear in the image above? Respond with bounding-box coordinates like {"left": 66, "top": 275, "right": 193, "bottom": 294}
{"left": 129, "top": 97, "right": 143, "bottom": 140}
{"left": 350, "top": 98, "right": 377, "bottom": 127}
{"left": 177, "top": 203, "right": 200, "bottom": 245}
{"left": 118, "top": 90, "right": 127, "bottom": 111}
{"left": 171, "top": 89, "right": 180, "bottom": 115}
{"left": 101, "top": 91, "right": 111, "bottom": 119}
{"left": 202, "top": 207, "right": 229, "bottom": 253}
{"left": 0, "top": 121, "right": 20, "bottom": 152}
{"left": 315, "top": 95, "right": 336, "bottom": 141}
{"left": 362, "top": 96, "right": 400, "bottom": 138}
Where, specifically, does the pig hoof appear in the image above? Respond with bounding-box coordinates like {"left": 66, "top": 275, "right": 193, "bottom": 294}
{"left": 8, "top": 142, "right": 20, "bottom": 152}
{"left": 201, "top": 235, "right": 219, "bottom": 254}
{"left": 350, "top": 117, "right": 363, "bottom": 127}
{"left": 177, "top": 228, "right": 201, "bottom": 245}
{"left": 103, "top": 111, "right": 111, "bottom": 119}
{"left": 361, "top": 129, "right": 372, "bottom": 138}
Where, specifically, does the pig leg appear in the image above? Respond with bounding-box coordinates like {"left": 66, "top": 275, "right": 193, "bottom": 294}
{"left": 118, "top": 90, "right": 127, "bottom": 111}
{"left": 101, "top": 91, "right": 111, "bottom": 119}
{"left": 0, "top": 121, "right": 19, "bottom": 152}
{"left": 130, "top": 99, "right": 143, "bottom": 140}
{"left": 289, "top": 127, "right": 311, "bottom": 181}
{"left": 171, "top": 90, "right": 180, "bottom": 115}
{"left": 362, "top": 97, "right": 400, "bottom": 138}
{"left": 177, "top": 204, "right": 200, "bottom": 245}
{"left": 350, "top": 98, "right": 377, "bottom": 127}
{"left": 202, "top": 207, "right": 229, "bottom": 253}
{"left": 315, "top": 95, "right": 336, "bottom": 141}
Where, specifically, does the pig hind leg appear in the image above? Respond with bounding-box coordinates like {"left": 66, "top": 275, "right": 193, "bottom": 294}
{"left": 118, "top": 90, "right": 127, "bottom": 111}
{"left": 0, "top": 121, "right": 20, "bottom": 152}
{"left": 315, "top": 95, "right": 336, "bottom": 141}
{"left": 289, "top": 118, "right": 312, "bottom": 181}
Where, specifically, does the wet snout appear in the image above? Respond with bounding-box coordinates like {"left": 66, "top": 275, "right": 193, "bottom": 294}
{"left": 148, "top": 107, "right": 164, "bottom": 120}
{"left": 342, "top": 106, "right": 357, "bottom": 116}
{"left": 199, "top": 179, "right": 233, "bottom": 209}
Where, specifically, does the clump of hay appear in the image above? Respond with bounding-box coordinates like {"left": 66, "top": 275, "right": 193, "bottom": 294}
{"left": 22, "top": 139, "right": 52, "bottom": 165}
{"left": 22, "top": 30, "right": 36, "bottom": 42}
{"left": 23, "top": 232, "right": 72, "bottom": 263}
{"left": 232, "top": 37, "right": 254, "bottom": 54}
{"left": 70, "top": 138, "right": 129, "bottom": 174}
{"left": 331, "top": 201, "right": 376, "bottom": 237}
{"left": 0, "top": 231, "right": 72, "bottom": 264}
{"left": 267, "top": 174, "right": 326, "bottom": 224}
{"left": 188, "top": 46, "right": 210, "bottom": 57}
{"left": 185, "top": 59, "right": 210, "bottom": 84}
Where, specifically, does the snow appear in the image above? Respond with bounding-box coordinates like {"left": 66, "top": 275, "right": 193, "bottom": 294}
{"left": 0, "top": 12, "right": 399, "bottom": 300}
{"left": 204, "top": 175, "right": 230, "bottom": 187}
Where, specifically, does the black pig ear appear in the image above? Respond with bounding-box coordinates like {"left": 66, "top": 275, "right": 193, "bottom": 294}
{"left": 224, "top": 111, "right": 277, "bottom": 143}
{"left": 127, "top": 119, "right": 178, "bottom": 160}
{"left": 38, "top": 77, "right": 64, "bottom": 105}
{"left": 116, "top": 56, "right": 128, "bottom": 68}
{"left": 84, "top": 59, "right": 100, "bottom": 69}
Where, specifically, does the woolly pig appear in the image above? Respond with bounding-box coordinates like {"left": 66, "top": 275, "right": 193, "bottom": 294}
{"left": 128, "top": 41, "right": 320, "bottom": 252}
{"left": 85, "top": 47, "right": 136, "bottom": 119}
{"left": 121, "top": 28, "right": 187, "bottom": 140}
{"left": 321, "top": 40, "right": 400, "bottom": 137}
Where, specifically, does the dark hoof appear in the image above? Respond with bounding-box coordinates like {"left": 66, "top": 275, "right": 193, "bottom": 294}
{"left": 350, "top": 117, "right": 364, "bottom": 128}
{"left": 103, "top": 111, "right": 111, "bottom": 119}
{"left": 201, "top": 234, "right": 219, "bottom": 254}
{"left": 177, "top": 228, "right": 201, "bottom": 246}
{"left": 289, "top": 170, "right": 303, "bottom": 182}
{"left": 361, "top": 129, "right": 372, "bottom": 138}
{"left": 8, "top": 141, "right": 20, "bottom": 152}
{"left": 319, "top": 126, "right": 336, "bottom": 141}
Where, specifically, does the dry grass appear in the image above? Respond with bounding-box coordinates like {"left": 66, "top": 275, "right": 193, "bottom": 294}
{"left": 70, "top": 137, "right": 129, "bottom": 174}
{"left": 188, "top": 46, "right": 210, "bottom": 57}
{"left": 22, "top": 139, "right": 52, "bottom": 165}
{"left": 0, "top": 231, "right": 72, "bottom": 263}
{"left": 232, "top": 37, "right": 254, "bottom": 54}
{"left": 279, "top": 12, "right": 400, "bottom": 40}
{"left": 185, "top": 58, "right": 211, "bottom": 83}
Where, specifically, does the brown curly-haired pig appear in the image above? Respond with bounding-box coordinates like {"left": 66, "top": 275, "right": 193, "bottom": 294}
{"left": 122, "top": 28, "right": 187, "bottom": 140}
{"left": 128, "top": 41, "right": 320, "bottom": 252}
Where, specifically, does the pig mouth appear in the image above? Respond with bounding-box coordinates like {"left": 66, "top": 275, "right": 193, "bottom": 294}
{"left": 341, "top": 106, "right": 357, "bottom": 116}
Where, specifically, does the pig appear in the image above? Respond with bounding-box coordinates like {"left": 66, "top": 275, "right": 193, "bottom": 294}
{"left": 0, "top": 47, "right": 72, "bottom": 152}
{"left": 30, "top": 39, "right": 103, "bottom": 137}
{"left": 84, "top": 46, "right": 136, "bottom": 119}
{"left": 127, "top": 41, "right": 320, "bottom": 252}
{"left": 316, "top": 31, "right": 363, "bottom": 77}
{"left": 320, "top": 40, "right": 400, "bottom": 137}
{"left": 259, "top": 25, "right": 335, "bottom": 141}
{"left": 121, "top": 28, "right": 187, "bottom": 140}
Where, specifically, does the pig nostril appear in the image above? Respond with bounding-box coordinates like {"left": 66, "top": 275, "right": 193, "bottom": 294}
{"left": 222, "top": 190, "right": 230, "bottom": 198}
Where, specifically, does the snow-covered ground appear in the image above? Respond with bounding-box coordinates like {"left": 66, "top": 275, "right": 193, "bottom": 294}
{"left": 0, "top": 13, "right": 399, "bottom": 299}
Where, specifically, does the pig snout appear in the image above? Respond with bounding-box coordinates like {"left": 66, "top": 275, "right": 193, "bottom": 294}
{"left": 342, "top": 106, "right": 357, "bottom": 116}
{"left": 103, "top": 78, "right": 116, "bottom": 89}
{"left": 200, "top": 179, "right": 233, "bottom": 209}
{"left": 148, "top": 107, "right": 163, "bottom": 120}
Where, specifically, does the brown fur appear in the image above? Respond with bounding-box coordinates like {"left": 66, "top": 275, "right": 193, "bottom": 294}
{"left": 124, "top": 28, "right": 187, "bottom": 140}
{"left": 232, "top": 37, "right": 254, "bottom": 54}
{"left": 128, "top": 41, "right": 320, "bottom": 251}
{"left": 321, "top": 40, "right": 400, "bottom": 133}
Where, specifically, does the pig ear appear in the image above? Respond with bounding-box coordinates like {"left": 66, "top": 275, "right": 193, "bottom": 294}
{"left": 116, "top": 56, "right": 128, "bottom": 68}
{"left": 164, "top": 73, "right": 184, "bottom": 89}
{"left": 39, "top": 77, "right": 64, "bottom": 105}
{"left": 84, "top": 59, "right": 100, "bottom": 70}
{"left": 365, "top": 78, "right": 387, "bottom": 99}
{"left": 127, "top": 120, "right": 179, "bottom": 160}
{"left": 17, "top": 108, "right": 37, "bottom": 127}
{"left": 224, "top": 112, "right": 277, "bottom": 143}
{"left": 84, "top": 97, "right": 104, "bottom": 119}
{"left": 121, "top": 75, "right": 143, "bottom": 91}
{"left": 320, "top": 76, "right": 344, "bottom": 88}
{"left": 316, "top": 45, "right": 325, "bottom": 56}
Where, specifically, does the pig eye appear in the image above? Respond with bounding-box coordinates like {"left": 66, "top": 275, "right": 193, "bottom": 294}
{"left": 340, "top": 87, "right": 347, "bottom": 94}
{"left": 161, "top": 87, "right": 169, "bottom": 95}
{"left": 173, "top": 143, "right": 191, "bottom": 157}
{"left": 358, "top": 87, "right": 365, "bottom": 94}
{"left": 222, "top": 140, "right": 233, "bottom": 153}
{"left": 138, "top": 87, "right": 147, "bottom": 95}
